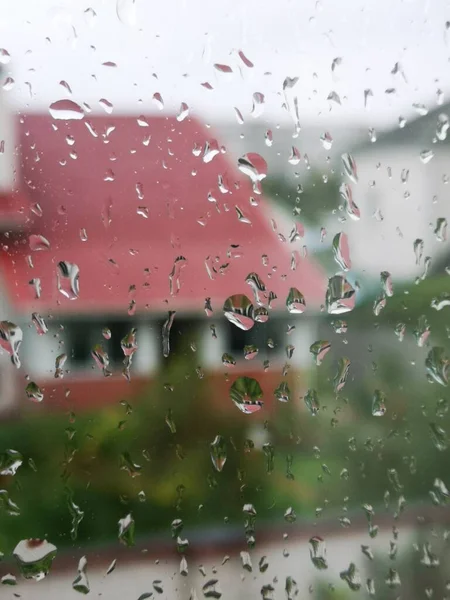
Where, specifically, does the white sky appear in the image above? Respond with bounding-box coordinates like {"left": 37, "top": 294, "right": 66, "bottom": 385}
{"left": 0, "top": 0, "right": 449, "bottom": 127}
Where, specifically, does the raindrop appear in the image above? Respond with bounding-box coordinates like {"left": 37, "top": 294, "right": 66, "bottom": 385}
{"left": 72, "top": 556, "right": 90, "bottom": 594}
{"left": 434, "top": 218, "right": 447, "bottom": 242}
{"left": 274, "top": 381, "right": 291, "bottom": 402}
{"left": 304, "top": 389, "right": 320, "bottom": 415}
{"left": 339, "top": 183, "right": 360, "bottom": 220}
{"left": 320, "top": 132, "right": 333, "bottom": 150}
{"left": 162, "top": 311, "right": 176, "bottom": 358}
{"left": 222, "top": 353, "right": 236, "bottom": 367}
{"left": 326, "top": 275, "right": 356, "bottom": 314}
{"left": 238, "top": 153, "right": 267, "bottom": 187}
{"left": 32, "top": 312, "right": 48, "bottom": 335}
{"left": 251, "top": 92, "right": 265, "bottom": 118}
{"left": 116, "top": 0, "right": 137, "bottom": 26}
{"left": 332, "top": 232, "right": 352, "bottom": 271}
{"left": 414, "top": 238, "right": 424, "bottom": 265}
{"left": 309, "top": 536, "right": 328, "bottom": 570}
{"left": 436, "top": 113, "right": 449, "bottom": 140}
{"left": 0, "top": 490, "right": 20, "bottom": 516}
{"left": 223, "top": 294, "right": 254, "bottom": 330}
{"left": 91, "top": 344, "right": 112, "bottom": 377}
{"left": 57, "top": 261, "right": 80, "bottom": 300}
{"left": 118, "top": 513, "right": 135, "bottom": 547}
{"left": 169, "top": 256, "right": 187, "bottom": 296}
{"left": 25, "top": 382, "right": 44, "bottom": 403}
{"left": 372, "top": 390, "right": 386, "bottom": 416}
{"left": 230, "top": 376, "right": 263, "bottom": 414}
{"left": 244, "top": 344, "right": 258, "bottom": 360}
{"left": 49, "top": 99, "right": 84, "bottom": 120}
{"left": 102, "top": 327, "right": 111, "bottom": 340}
{"left": 0, "top": 449, "right": 23, "bottom": 476}
{"left": 177, "top": 102, "right": 189, "bottom": 122}
{"left": 245, "top": 272, "right": 268, "bottom": 306}
{"left": 286, "top": 288, "right": 306, "bottom": 314}
{"left": 0, "top": 49, "right": 11, "bottom": 64}
{"left": 202, "top": 579, "right": 222, "bottom": 598}
{"left": 240, "top": 551, "right": 252, "bottom": 572}
{"left": 210, "top": 435, "right": 227, "bottom": 472}
{"left": 55, "top": 353, "right": 67, "bottom": 379}
{"left": 0, "top": 321, "right": 22, "bottom": 368}
{"left": 413, "top": 103, "right": 428, "bottom": 116}
{"left": 152, "top": 93, "right": 164, "bottom": 110}
{"left": 341, "top": 153, "right": 358, "bottom": 183}
{"left": 214, "top": 63, "right": 232, "bottom": 73}
{"left": 288, "top": 147, "right": 301, "bottom": 165}
{"left": 264, "top": 130, "right": 273, "bottom": 146}
{"left": 413, "top": 315, "right": 430, "bottom": 347}
{"left": 426, "top": 347, "right": 448, "bottom": 386}
{"left": 238, "top": 50, "right": 254, "bottom": 68}
{"left": 263, "top": 442, "right": 274, "bottom": 474}
{"left": 340, "top": 563, "right": 361, "bottom": 591}
{"left": 29, "top": 234, "right": 50, "bottom": 251}
{"left": 334, "top": 357, "right": 350, "bottom": 392}
{"left": 380, "top": 271, "right": 393, "bottom": 296}
{"left": 420, "top": 149, "right": 434, "bottom": 164}
{"left": 99, "top": 98, "right": 113, "bottom": 114}
{"left": 328, "top": 90, "right": 341, "bottom": 105}
{"left": 430, "top": 422, "right": 448, "bottom": 451}
{"left": 310, "top": 340, "right": 331, "bottom": 366}
{"left": 13, "top": 539, "right": 57, "bottom": 581}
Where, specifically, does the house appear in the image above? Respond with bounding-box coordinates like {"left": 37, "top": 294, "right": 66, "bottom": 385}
{"left": 0, "top": 108, "right": 326, "bottom": 414}
{"left": 329, "top": 103, "right": 450, "bottom": 284}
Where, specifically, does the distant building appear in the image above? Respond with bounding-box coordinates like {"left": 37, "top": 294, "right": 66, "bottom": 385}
{"left": 0, "top": 110, "right": 326, "bottom": 414}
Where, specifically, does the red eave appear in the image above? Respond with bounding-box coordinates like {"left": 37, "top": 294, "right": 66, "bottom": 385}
{"left": 0, "top": 113, "right": 326, "bottom": 315}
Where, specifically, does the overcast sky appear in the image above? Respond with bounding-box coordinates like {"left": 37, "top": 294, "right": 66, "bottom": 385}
{"left": 0, "top": 0, "right": 449, "bottom": 128}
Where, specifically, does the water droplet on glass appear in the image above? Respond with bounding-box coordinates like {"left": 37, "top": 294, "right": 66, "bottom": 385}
{"left": 426, "top": 347, "right": 449, "bottom": 386}
{"left": 286, "top": 288, "right": 306, "bottom": 314}
{"left": 72, "top": 556, "right": 90, "bottom": 594}
{"left": 238, "top": 153, "right": 267, "bottom": 189}
{"left": 152, "top": 92, "right": 164, "bottom": 110}
{"left": 244, "top": 344, "right": 258, "bottom": 360}
{"left": 0, "top": 48, "right": 11, "bottom": 65}
{"left": 420, "top": 149, "right": 434, "bottom": 164}
{"left": 288, "top": 146, "right": 301, "bottom": 165}
{"left": 177, "top": 102, "right": 189, "bottom": 122}
{"left": 162, "top": 311, "right": 176, "bottom": 358}
{"left": 55, "top": 353, "right": 67, "bottom": 379}
{"left": 437, "top": 113, "right": 449, "bottom": 140}
{"left": 0, "top": 449, "right": 23, "bottom": 476}
{"left": 13, "top": 539, "right": 57, "bottom": 581}
{"left": 169, "top": 256, "right": 187, "bottom": 296}
{"left": 320, "top": 132, "right": 333, "bottom": 150}
{"left": 341, "top": 153, "right": 358, "bottom": 183}
{"left": 414, "top": 238, "right": 424, "bottom": 265}
{"left": 118, "top": 513, "right": 135, "bottom": 547}
{"left": 202, "top": 579, "right": 222, "bottom": 598}
{"left": 91, "top": 344, "right": 112, "bottom": 377}
{"left": 240, "top": 550, "right": 252, "bottom": 572}
{"left": 116, "top": 0, "right": 137, "bottom": 26}
{"left": 380, "top": 271, "right": 393, "bottom": 296}
{"left": 340, "top": 563, "right": 361, "bottom": 591}
{"left": 210, "top": 435, "right": 227, "bottom": 472}
{"left": 251, "top": 92, "right": 265, "bottom": 118}
{"left": 334, "top": 357, "right": 350, "bottom": 392}
{"left": 310, "top": 340, "right": 331, "bottom": 366}
{"left": 0, "top": 321, "right": 23, "bottom": 368}
{"left": 223, "top": 294, "right": 254, "bottom": 330}
{"left": 332, "top": 232, "right": 352, "bottom": 271}
{"left": 328, "top": 90, "right": 341, "bottom": 105}
{"left": 304, "top": 389, "right": 320, "bottom": 415}
{"left": 49, "top": 99, "right": 84, "bottom": 120}
{"left": 372, "top": 389, "right": 386, "bottom": 416}
{"left": 274, "top": 381, "right": 290, "bottom": 402}
{"left": 326, "top": 275, "right": 356, "bottom": 314}
{"left": 25, "top": 381, "right": 44, "bottom": 403}
{"left": 32, "top": 312, "right": 48, "bottom": 335}
{"left": 0, "top": 489, "right": 20, "bottom": 516}
{"left": 435, "top": 217, "right": 447, "bottom": 242}
{"left": 309, "top": 536, "right": 328, "bottom": 569}
{"left": 230, "top": 376, "right": 263, "bottom": 414}
{"left": 222, "top": 353, "right": 236, "bottom": 368}
{"left": 57, "top": 261, "right": 80, "bottom": 300}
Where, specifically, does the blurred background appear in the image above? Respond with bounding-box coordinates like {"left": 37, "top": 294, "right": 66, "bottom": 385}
{"left": 0, "top": 0, "right": 450, "bottom": 598}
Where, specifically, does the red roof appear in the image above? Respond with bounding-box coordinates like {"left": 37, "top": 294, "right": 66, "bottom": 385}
{"left": 0, "top": 114, "right": 325, "bottom": 315}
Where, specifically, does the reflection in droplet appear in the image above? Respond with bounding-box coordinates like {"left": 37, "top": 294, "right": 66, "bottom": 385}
{"left": 210, "top": 435, "right": 227, "bottom": 472}
{"left": 0, "top": 449, "right": 23, "bottom": 476}
{"left": 334, "top": 357, "right": 350, "bottom": 392}
{"left": 435, "top": 218, "right": 448, "bottom": 242}
{"left": 372, "top": 390, "right": 387, "bottom": 416}
{"left": 29, "top": 234, "right": 50, "bottom": 251}
{"left": 310, "top": 340, "right": 331, "bottom": 366}
{"left": 230, "top": 376, "right": 263, "bottom": 414}
{"left": 162, "top": 311, "right": 176, "bottom": 358}
{"left": 309, "top": 536, "right": 328, "bottom": 570}
{"left": 286, "top": 288, "right": 306, "bottom": 314}
{"left": 57, "top": 261, "right": 80, "bottom": 300}
{"left": 332, "top": 232, "right": 352, "bottom": 271}
{"left": 340, "top": 563, "right": 361, "bottom": 591}
{"left": 274, "top": 381, "right": 290, "bottom": 402}
{"left": 0, "top": 321, "right": 23, "bottom": 368}
{"left": 49, "top": 99, "right": 84, "bottom": 120}
{"left": 13, "top": 539, "right": 57, "bottom": 581}
{"left": 304, "top": 389, "right": 319, "bottom": 415}
{"left": 339, "top": 183, "right": 360, "bottom": 220}
{"left": 72, "top": 556, "right": 90, "bottom": 594}
{"left": 426, "top": 347, "right": 448, "bottom": 386}
{"left": 342, "top": 153, "right": 358, "bottom": 183}
{"left": 326, "top": 275, "right": 356, "bottom": 314}
{"left": 25, "top": 382, "right": 44, "bottom": 403}
{"left": 118, "top": 513, "right": 135, "bottom": 547}
{"left": 223, "top": 294, "right": 254, "bottom": 330}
